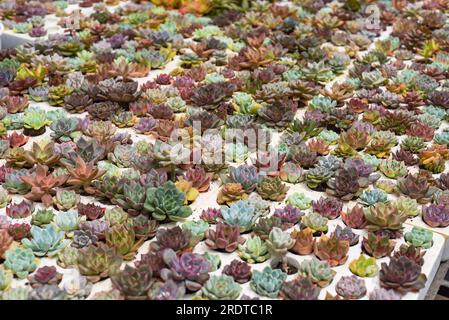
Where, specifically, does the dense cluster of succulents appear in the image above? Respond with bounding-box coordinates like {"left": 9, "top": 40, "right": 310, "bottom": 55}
{"left": 0, "top": 0, "right": 446, "bottom": 301}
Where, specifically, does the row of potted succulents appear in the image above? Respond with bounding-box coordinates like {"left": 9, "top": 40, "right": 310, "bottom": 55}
{"left": 0, "top": 0, "right": 448, "bottom": 300}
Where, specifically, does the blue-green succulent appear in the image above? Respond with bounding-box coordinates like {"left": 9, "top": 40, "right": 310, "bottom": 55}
{"left": 22, "top": 225, "right": 69, "bottom": 257}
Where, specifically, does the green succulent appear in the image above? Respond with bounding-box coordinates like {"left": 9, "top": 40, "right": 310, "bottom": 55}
{"left": 305, "top": 166, "right": 334, "bottom": 190}
{"left": 77, "top": 243, "right": 122, "bottom": 283}
{"left": 202, "top": 252, "right": 221, "bottom": 272}
{"left": 349, "top": 255, "right": 379, "bottom": 277}
{"left": 53, "top": 211, "right": 80, "bottom": 235}
{"left": 379, "top": 160, "right": 407, "bottom": 179}
{"left": 53, "top": 190, "right": 79, "bottom": 211}
{"left": 250, "top": 266, "right": 287, "bottom": 298}
{"left": 182, "top": 220, "right": 209, "bottom": 241}
{"left": 0, "top": 189, "right": 11, "bottom": 208}
{"left": 0, "top": 267, "right": 13, "bottom": 291}
{"left": 302, "top": 212, "right": 328, "bottom": 234}
{"left": 266, "top": 227, "right": 295, "bottom": 257}
{"left": 309, "top": 95, "right": 337, "bottom": 113}
{"left": 404, "top": 227, "right": 433, "bottom": 249}
{"left": 318, "top": 130, "right": 340, "bottom": 145}
{"left": 22, "top": 225, "right": 69, "bottom": 257}
{"left": 358, "top": 189, "right": 389, "bottom": 206}
{"left": 23, "top": 108, "right": 51, "bottom": 130}
{"left": 48, "top": 85, "right": 74, "bottom": 106}
{"left": 238, "top": 236, "right": 270, "bottom": 264}
{"left": 31, "top": 209, "right": 55, "bottom": 226}
{"left": 1, "top": 287, "right": 31, "bottom": 300}
{"left": 286, "top": 192, "right": 312, "bottom": 210}
{"left": 57, "top": 246, "right": 79, "bottom": 269}
{"left": 298, "top": 258, "right": 336, "bottom": 287}
{"left": 144, "top": 181, "right": 192, "bottom": 222}
{"left": 394, "top": 197, "right": 419, "bottom": 217}
{"left": 221, "top": 200, "right": 257, "bottom": 233}
{"left": 401, "top": 136, "right": 425, "bottom": 153}
{"left": 4, "top": 247, "right": 38, "bottom": 279}
{"left": 232, "top": 92, "right": 260, "bottom": 114}
{"left": 105, "top": 207, "right": 128, "bottom": 226}
{"left": 105, "top": 225, "right": 142, "bottom": 261}
{"left": 202, "top": 275, "right": 241, "bottom": 300}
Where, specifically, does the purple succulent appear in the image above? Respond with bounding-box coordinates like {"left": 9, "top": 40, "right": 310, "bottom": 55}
{"left": 351, "top": 121, "right": 376, "bottom": 135}
{"left": 273, "top": 205, "right": 304, "bottom": 229}
{"left": 312, "top": 197, "right": 343, "bottom": 220}
{"left": 331, "top": 225, "right": 359, "bottom": 246}
{"left": 369, "top": 288, "right": 401, "bottom": 300}
{"left": 29, "top": 27, "right": 47, "bottom": 37}
{"left": 344, "top": 158, "right": 373, "bottom": 178}
{"left": 335, "top": 275, "right": 367, "bottom": 299}
{"left": 200, "top": 208, "right": 223, "bottom": 224}
{"left": 303, "top": 110, "right": 326, "bottom": 124}
{"left": 134, "top": 117, "right": 157, "bottom": 134}
{"left": 161, "top": 249, "right": 211, "bottom": 292}
{"left": 222, "top": 259, "right": 252, "bottom": 284}
{"left": 140, "top": 169, "right": 168, "bottom": 188}
{"left": 79, "top": 220, "right": 109, "bottom": 240}
{"left": 422, "top": 204, "right": 449, "bottom": 228}
{"left": 107, "top": 34, "right": 128, "bottom": 49}
{"left": 151, "top": 280, "right": 185, "bottom": 300}
{"left": 229, "top": 165, "right": 260, "bottom": 192}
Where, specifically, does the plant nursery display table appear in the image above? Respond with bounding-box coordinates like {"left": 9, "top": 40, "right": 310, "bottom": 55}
{"left": 0, "top": 0, "right": 449, "bottom": 301}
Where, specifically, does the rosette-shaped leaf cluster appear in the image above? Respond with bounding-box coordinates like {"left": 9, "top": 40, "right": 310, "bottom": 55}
{"left": 301, "top": 212, "right": 328, "bottom": 235}
{"left": 222, "top": 260, "right": 252, "bottom": 284}
{"left": 397, "top": 174, "right": 437, "bottom": 204}
{"left": 144, "top": 181, "right": 192, "bottom": 222}
{"left": 404, "top": 227, "right": 433, "bottom": 249}
{"left": 205, "top": 222, "right": 245, "bottom": 253}
{"left": 105, "top": 224, "right": 144, "bottom": 260}
{"left": 394, "top": 244, "right": 425, "bottom": 266}
{"left": 364, "top": 203, "right": 407, "bottom": 238}
{"left": 287, "top": 192, "right": 312, "bottom": 210}
{"left": 349, "top": 255, "right": 379, "bottom": 277}
{"left": 216, "top": 183, "right": 247, "bottom": 205}
{"left": 379, "top": 256, "right": 427, "bottom": 294}
{"left": 422, "top": 204, "right": 449, "bottom": 228}
{"left": 250, "top": 266, "right": 287, "bottom": 298}
{"left": 161, "top": 249, "right": 211, "bottom": 292}
{"left": 362, "top": 232, "right": 395, "bottom": 259}
{"left": 228, "top": 165, "right": 260, "bottom": 192}
{"left": 256, "top": 176, "right": 289, "bottom": 201}
{"left": 22, "top": 225, "right": 69, "bottom": 257}
{"left": 326, "top": 168, "right": 362, "bottom": 201}
{"left": 4, "top": 247, "right": 38, "bottom": 279}
{"left": 341, "top": 205, "right": 367, "bottom": 229}
{"left": 6, "top": 200, "right": 34, "bottom": 219}
{"left": 221, "top": 200, "right": 257, "bottom": 233}
{"left": 314, "top": 235, "right": 349, "bottom": 267}
{"left": 111, "top": 264, "right": 154, "bottom": 300}
{"left": 266, "top": 227, "right": 295, "bottom": 257}
{"left": 27, "top": 266, "right": 62, "bottom": 288}
{"left": 369, "top": 288, "right": 401, "bottom": 300}
{"left": 299, "top": 258, "right": 336, "bottom": 288}
{"left": 238, "top": 236, "right": 270, "bottom": 264}
{"left": 77, "top": 243, "right": 121, "bottom": 283}
{"left": 202, "top": 275, "right": 241, "bottom": 300}
{"left": 335, "top": 275, "right": 367, "bottom": 300}
{"left": 312, "top": 196, "right": 343, "bottom": 219}
{"left": 290, "top": 228, "right": 315, "bottom": 255}
{"left": 331, "top": 225, "right": 359, "bottom": 246}
{"left": 280, "top": 277, "right": 321, "bottom": 300}
{"left": 150, "top": 226, "right": 196, "bottom": 254}
{"left": 273, "top": 205, "right": 303, "bottom": 229}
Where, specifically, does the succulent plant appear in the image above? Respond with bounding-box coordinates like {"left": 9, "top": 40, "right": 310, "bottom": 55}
{"left": 349, "top": 255, "right": 379, "bottom": 277}
{"left": 358, "top": 189, "right": 389, "bottom": 207}
{"left": 6, "top": 200, "right": 34, "bottom": 219}
{"left": 404, "top": 227, "right": 433, "bottom": 249}
{"left": 221, "top": 200, "right": 257, "bottom": 233}
{"left": 290, "top": 228, "right": 315, "bottom": 255}
{"left": 202, "top": 275, "right": 242, "bottom": 300}
{"left": 394, "top": 244, "right": 425, "bottom": 267}
{"left": 256, "top": 176, "right": 289, "bottom": 202}
{"left": 250, "top": 266, "right": 287, "bottom": 298}
{"left": 65, "top": 156, "right": 106, "bottom": 195}
{"left": 394, "top": 196, "right": 419, "bottom": 218}
{"left": 364, "top": 203, "right": 408, "bottom": 238}
{"left": 397, "top": 174, "right": 437, "bottom": 204}
{"left": 8, "top": 223, "right": 31, "bottom": 241}
{"left": 54, "top": 190, "right": 79, "bottom": 211}
{"left": 53, "top": 211, "right": 80, "bottom": 235}
{"left": 4, "top": 247, "right": 38, "bottom": 279}
{"left": 227, "top": 165, "right": 260, "bottom": 192}
{"left": 335, "top": 275, "right": 367, "bottom": 300}
{"left": 314, "top": 235, "right": 349, "bottom": 267}
{"left": 144, "top": 181, "right": 192, "bottom": 222}
{"left": 312, "top": 197, "right": 343, "bottom": 220}
{"left": 341, "top": 205, "right": 367, "bottom": 229}
{"left": 205, "top": 222, "right": 245, "bottom": 253}
{"left": 150, "top": 226, "right": 196, "bottom": 254}
{"left": 301, "top": 213, "right": 328, "bottom": 235}
{"left": 305, "top": 166, "right": 334, "bottom": 190}
{"left": 110, "top": 264, "right": 154, "bottom": 300}
{"left": 222, "top": 260, "right": 252, "bottom": 284}
{"left": 379, "top": 256, "right": 427, "bottom": 294}
{"left": 362, "top": 232, "right": 395, "bottom": 259}
{"left": 273, "top": 205, "right": 303, "bottom": 229}
{"left": 280, "top": 277, "right": 321, "bottom": 300}
{"left": 27, "top": 266, "right": 62, "bottom": 288}
{"left": 217, "top": 183, "right": 248, "bottom": 205}
{"left": 3, "top": 169, "right": 31, "bottom": 195}
{"left": 77, "top": 243, "right": 121, "bottom": 283}
{"left": 105, "top": 224, "right": 143, "bottom": 261}
{"left": 422, "top": 204, "right": 449, "bottom": 228}
{"left": 237, "top": 236, "right": 270, "bottom": 264}
{"left": 287, "top": 192, "right": 312, "bottom": 210}
{"left": 161, "top": 249, "right": 211, "bottom": 292}
{"left": 369, "top": 288, "right": 401, "bottom": 300}
{"left": 22, "top": 225, "right": 69, "bottom": 257}
{"left": 298, "top": 258, "right": 336, "bottom": 288}
{"left": 0, "top": 267, "right": 13, "bottom": 291}
{"left": 0, "top": 229, "right": 13, "bottom": 259}
{"left": 331, "top": 226, "right": 359, "bottom": 246}
{"left": 181, "top": 220, "right": 209, "bottom": 241}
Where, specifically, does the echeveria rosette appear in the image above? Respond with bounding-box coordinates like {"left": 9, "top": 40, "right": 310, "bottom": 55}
{"left": 228, "top": 165, "right": 260, "bottom": 192}
{"left": 222, "top": 260, "right": 252, "bottom": 284}
{"left": 287, "top": 192, "right": 312, "bottom": 210}
{"left": 144, "top": 181, "right": 192, "bottom": 222}
{"left": 221, "top": 200, "right": 257, "bottom": 233}
{"left": 349, "top": 255, "right": 379, "bottom": 277}
{"left": 298, "top": 258, "right": 336, "bottom": 288}
{"left": 422, "top": 204, "right": 449, "bottom": 228}
{"left": 379, "top": 256, "right": 427, "bottom": 294}
{"left": 312, "top": 196, "right": 343, "bottom": 219}
{"left": 161, "top": 249, "right": 211, "bottom": 292}
{"left": 202, "top": 275, "right": 241, "bottom": 300}
{"left": 273, "top": 205, "right": 304, "bottom": 228}
{"left": 335, "top": 275, "right": 367, "bottom": 300}
{"left": 22, "top": 225, "right": 69, "bottom": 257}
{"left": 237, "top": 236, "right": 270, "bottom": 264}
{"left": 404, "top": 227, "right": 433, "bottom": 249}
{"left": 4, "top": 247, "right": 38, "bottom": 279}
{"left": 250, "top": 266, "right": 287, "bottom": 298}
{"left": 280, "top": 277, "right": 321, "bottom": 300}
